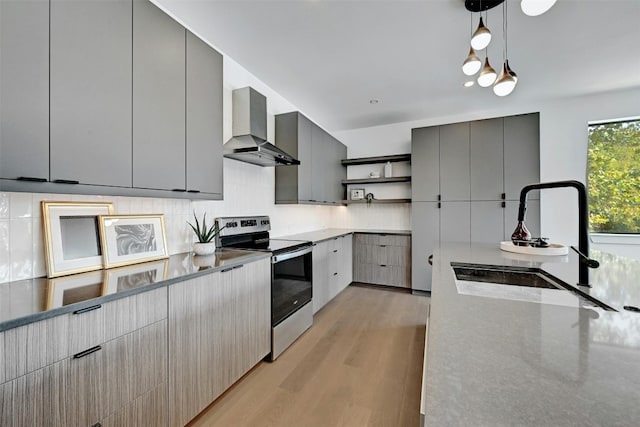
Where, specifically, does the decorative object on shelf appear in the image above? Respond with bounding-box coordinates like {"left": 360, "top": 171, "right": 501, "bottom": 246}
{"left": 99, "top": 214, "right": 169, "bottom": 268}
{"left": 45, "top": 270, "right": 105, "bottom": 309}
{"left": 462, "top": 0, "right": 554, "bottom": 96}
{"left": 187, "top": 212, "right": 225, "bottom": 256}
{"left": 42, "top": 201, "right": 114, "bottom": 278}
{"left": 365, "top": 192, "right": 376, "bottom": 206}
{"left": 351, "top": 188, "right": 365, "bottom": 200}
{"left": 384, "top": 161, "right": 393, "bottom": 178}
{"left": 104, "top": 259, "right": 168, "bottom": 292}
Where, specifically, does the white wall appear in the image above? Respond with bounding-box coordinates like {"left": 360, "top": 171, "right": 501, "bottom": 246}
{"left": 335, "top": 86, "right": 640, "bottom": 260}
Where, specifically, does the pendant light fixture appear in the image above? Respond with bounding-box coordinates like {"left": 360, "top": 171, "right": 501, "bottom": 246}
{"left": 462, "top": 13, "right": 482, "bottom": 76}
{"left": 470, "top": 15, "right": 491, "bottom": 50}
{"left": 477, "top": 55, "right": 497, "bottom": 87}
{"left": 521, "top": 0, "right": 557, "bottom": 17}
{"left": 493, "top": 0, "right": 517, "bottom": 96}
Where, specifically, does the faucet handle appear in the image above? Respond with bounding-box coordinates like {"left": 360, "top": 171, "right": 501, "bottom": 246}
{"left": 570, "top": 246, "right": 600, "bottom": 268}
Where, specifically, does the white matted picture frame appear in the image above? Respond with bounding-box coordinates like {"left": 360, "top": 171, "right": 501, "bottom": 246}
{"left": 46, "top": 270, "right": 106, "bottom": 309}
{"left": 104, "top": 259, "right": 169, "bottom": 293}
{"left": 99, "top": 214, "right": 169, "bottom": 268}
{"left": 351, "top": 188, "right": 365, "bottom": 200}
{"left": 42, "top": 201, "right": 115, "bottom": 278}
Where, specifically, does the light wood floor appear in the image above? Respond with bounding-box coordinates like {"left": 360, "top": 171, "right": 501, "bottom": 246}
{"left": 188, "top": 284, "right": 430, "bottom": 427}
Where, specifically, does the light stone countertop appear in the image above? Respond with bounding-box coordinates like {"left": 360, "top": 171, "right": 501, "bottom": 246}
{"left": 423, "top": 243, "right": 640, "bottom": 426}
{"left": 0, "top": 249, "right": 270, "bottom": 332}
{"left": 276, "top": 228, "right": 411, "bottom": 243}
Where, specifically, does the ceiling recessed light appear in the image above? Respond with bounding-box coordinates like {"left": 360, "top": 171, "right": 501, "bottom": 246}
{"left": 464, "top": 81, "right": 475, "bottom": 87}
{"left": 369, "top": 99, "right": 379, "bottom": 104}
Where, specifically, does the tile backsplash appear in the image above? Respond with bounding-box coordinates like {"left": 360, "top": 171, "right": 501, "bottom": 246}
{"left": 0, "top": 160, "right": 411, "bottom": 284}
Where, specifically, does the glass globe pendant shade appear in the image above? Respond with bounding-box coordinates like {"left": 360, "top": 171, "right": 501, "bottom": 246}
{"left": 493, "top": 62, "right": 516, "bottom": 96}
{"left": 477, "top": 56, "right": 497, "bottom": 87}
{"left": 521, "top": 0, "right": 557, "bottom": 16}
{"left": 470, "top": 16, "right": 491, "bottom": 50}
{"left": 462, "top": 47, "right": 482, "bottom": 76}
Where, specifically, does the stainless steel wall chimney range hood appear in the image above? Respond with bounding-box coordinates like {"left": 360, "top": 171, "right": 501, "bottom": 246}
{"left": 224, "top": 87, "right": 300, "bottom": 166}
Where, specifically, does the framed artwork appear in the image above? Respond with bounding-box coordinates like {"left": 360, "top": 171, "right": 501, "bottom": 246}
{"left": 351, "top": 188, "right": 365, "bottom": 200}
{"left": 104, "top": 259, "right": 168, "bottom": 293}
{"left": 42, "top": 201, "right": 114, "bottom": 278}
{"left": 99, "top": 214, "right": 169, "bottom": 268}
{"left": 46, "top": 270, "right": 105, "bottom": 309}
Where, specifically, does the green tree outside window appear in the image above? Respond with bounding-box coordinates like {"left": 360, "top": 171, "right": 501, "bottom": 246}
{"left": 587, "top": 119, "right": 640, "bottom": 233}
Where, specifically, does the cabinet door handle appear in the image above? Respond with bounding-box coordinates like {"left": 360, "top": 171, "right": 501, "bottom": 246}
{"left": 501, "top": 193, "right": 506, "bottom": 200}
{"left": 172, "top": 188, "right": 186, "bottom": 192}
{"left": 379, "top": 245, "right": 386, "bottom": 248}
{"left": 91, "top": 423, "right": 102, "bottom": 427}
{"left": 333, "top": 249, "right": 338, "bottom": 253}
{"left": 17, "top": 176, "right": 47, "bottom": 182}
{"left": 437, "top": 194, "right": 441, "bottom": 201}
{"left": 333, "top": 272, "right": 338, "bottom": 276}
{"left": 73, "top": 304, "right": 102, "bottom": 315}
{"left": 501, "top": 201, "right": 506, "bottom": 208}
{"left": 380, "top": 264, "right": 387, "bottom": 267}
{"left": 428, "top": 254, "right": 434, "bottom": 266}
{"left": 53, "top": 179, "right": 79, "bottom": 185}
{"left": 187, "top": 189, "right": 201, "bottom": 193}
{"left": 73, "top": 345, "right": 102, "bottom": 359}
{"left": 438, "top": 202, "right": 441, "bottom": 209}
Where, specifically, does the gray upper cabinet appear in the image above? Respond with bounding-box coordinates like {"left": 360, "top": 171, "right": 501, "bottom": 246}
{"left": 504, "top": 113, "right": 540, "bottom": 200}
{"left": 133, "top": 0, "right": 186, "bottom": 191}
{"left": 440, "top": 201, "right": 471, "bottom": 243}
{"left": 275, "top": 111, "right": 346, "bottom": 205}
{"left": 471, "top": 201, "right": 505, "bottom": 243}
{"left": 186, "top": 31, "right": 223, "bottom": 197}
{"left": 0, "top": 0, "right": 49, "bottom": 181}
{"left": 411, "top": 127, "right": 440, "bottom": 202}
{"left": 50, "top": 0, "right": 132, "bottom": 187}
{"left": 470, "top": 118, "right": 504, "bottom": 201}
{"left": 440, "top": 123, "right": 470, "bottom": 201}
{"left": 274, "top": 112, "right": 313, "bottom": 203}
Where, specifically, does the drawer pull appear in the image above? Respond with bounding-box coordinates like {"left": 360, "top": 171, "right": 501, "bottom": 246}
{"left": 187, "top": 189, "right": 201, "bottom": 193}
{"left": 380, "top": 264, "right": 387, "bottom": 267}
{"left": 73, "top": 345, "right": 102, "bottom": 359}
{"left": 53, "top": 179, "right": 79, "bottom": 185}
{"left": 428, "top": 255, "right": 434, "bottom": 266}
{"left": 172, "top": 188, "right": 186, "bottom": 192}
{"left": 333, "top": 250, "right": 338, "bottom": 253}
{"left": 380, "top": 245, "right": 386, "bottom": 248}
{"left": 221, "top": 264, "right": 243, "bottom": 273}
{"left": 17, "top": 176, "right": 47, "bottom": 182}
{"left": 73, "top": 304, "right": 102, "bottom": 315}
{"left": 333, "top": 272, "right": 338, "bottom": 276}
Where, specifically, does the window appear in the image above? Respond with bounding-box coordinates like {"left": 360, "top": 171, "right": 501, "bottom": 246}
{"left": 587, "top": 118, "right": 640, "bottom": 234}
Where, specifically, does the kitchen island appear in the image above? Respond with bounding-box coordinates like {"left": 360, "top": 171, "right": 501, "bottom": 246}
{"left": 422, "top": 243, "right": 640, "bottom": 426}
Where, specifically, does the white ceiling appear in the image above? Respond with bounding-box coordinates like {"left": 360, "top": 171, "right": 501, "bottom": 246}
{"left": 155, "top": 0, "right": 640, "bottom": 132}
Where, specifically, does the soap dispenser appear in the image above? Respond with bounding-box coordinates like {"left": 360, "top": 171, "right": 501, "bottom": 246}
{"left": 384, "top": 161, "right": 392, "bottom": 178}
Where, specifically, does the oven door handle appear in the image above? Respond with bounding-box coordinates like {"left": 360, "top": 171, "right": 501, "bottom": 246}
{"left": 272, "top": 245, "right": 313, "bottom": 264}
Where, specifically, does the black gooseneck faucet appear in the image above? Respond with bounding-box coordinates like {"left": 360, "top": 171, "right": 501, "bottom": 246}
{"left": 516, "top": 180, "right": 598, "bottom": 287}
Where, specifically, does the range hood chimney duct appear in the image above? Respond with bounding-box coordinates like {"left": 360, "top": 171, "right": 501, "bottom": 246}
{"left": 224, "top": 87, "right": 300, "bottom": 166}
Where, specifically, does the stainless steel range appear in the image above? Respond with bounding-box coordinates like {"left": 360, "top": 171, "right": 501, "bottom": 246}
{"left": 215, "top": 216, "right": 312, "bottom": 360}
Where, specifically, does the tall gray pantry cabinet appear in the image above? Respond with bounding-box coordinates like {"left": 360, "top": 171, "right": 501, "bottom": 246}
{"left": 411, "top": 113, "right": 540, "bottom": 291}
{"left": 0, "top": 0, "right": 223, "bottom": 200}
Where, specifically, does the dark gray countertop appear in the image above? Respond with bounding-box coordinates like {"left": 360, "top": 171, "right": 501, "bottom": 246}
{"left": 0, "top": 249, "right": 270, "bottom": 332}
{"left": 276, "top": 228, "right": 411, "bottom": 243}
{"left": 423, "top": 243, "right": 640, "bottom": 426}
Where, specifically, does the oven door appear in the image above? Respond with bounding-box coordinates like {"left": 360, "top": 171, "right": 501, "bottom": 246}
{"left": 272, "top": 245, "right": 313, "bottom": 327}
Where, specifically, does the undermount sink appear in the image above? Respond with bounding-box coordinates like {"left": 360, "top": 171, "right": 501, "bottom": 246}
{"left": 451, "top": 263, "right": 615, "bottom": 311}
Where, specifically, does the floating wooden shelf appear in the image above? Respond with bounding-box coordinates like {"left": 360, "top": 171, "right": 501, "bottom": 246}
{"left": 342, "top": 176, "right": 411, "bottom": 185}
{"left": 341, "top": 154, "right": 411, "bottom": 166}
{"left": 343, "top": 198, "right": 412, "bottom": 205}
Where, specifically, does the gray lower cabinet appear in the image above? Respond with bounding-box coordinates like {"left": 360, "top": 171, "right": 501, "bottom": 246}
{"left": 412, "top": 202, "right": 440, "bottom": 292}
{"left": 312, "top": 240, "right": 330, "bottom": 314}
{"left": 168, "top": 259, "right": 270, "bottom": 427}
{"left": 275, "top": 111, "right": 347, "bottom": 205}
{"left": 133, "top": 0, "right": 186, "bottom": 191}
{"left": 353, "top": 233, "right": 411, "bottom": 288}
{"left": 312, "top": 235, "right": 353, "bottom": 314}
{"left": 0, "top": 287, "right": 168, "bottom": 427}
{"left": 50, "top": 0, "right": 132, "bottom": 187}
{"left": 186, "top": 30, "right": 223, "bottom": 196}
{"left": 0, "top": 0, "right": 49, "bottom": 182}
